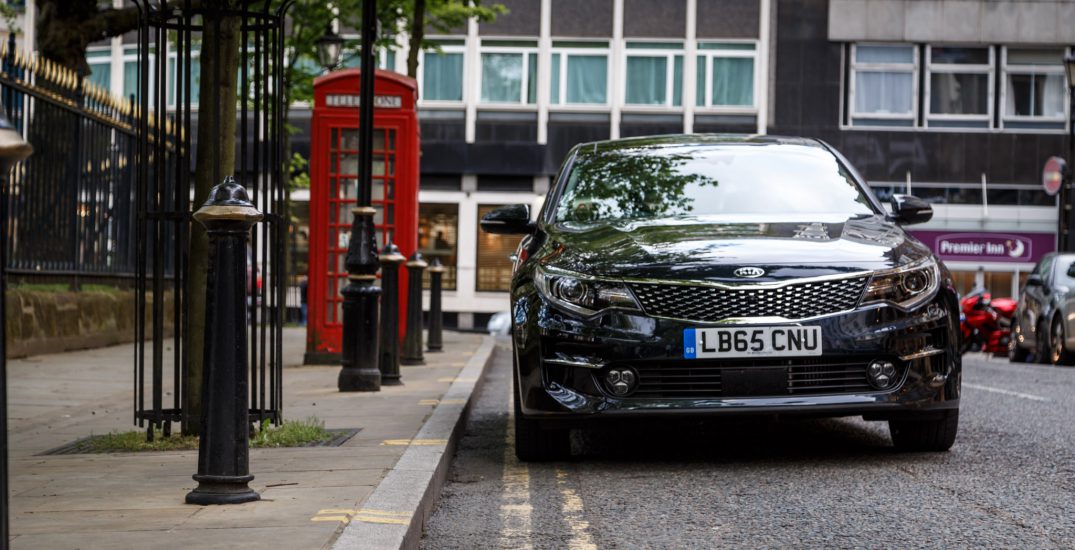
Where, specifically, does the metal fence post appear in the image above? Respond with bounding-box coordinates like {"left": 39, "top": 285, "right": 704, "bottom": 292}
{"left": 427, "top": 257, "right": 445, "bottom": 353}
{"left": 185, "top": 178, "right": 261, "bottom": 506}
{"left": 401, "top": 252, "right": 427, "bottom": 365}
{"left": 378, "top": 242, "right": 405, "bottom": 385}
{"left": 0, "top": 94, "right": 32, "bottom": 550}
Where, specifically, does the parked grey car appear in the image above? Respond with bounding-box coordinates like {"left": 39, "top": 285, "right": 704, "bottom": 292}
{"left": 1010, "top": 253, "right": 1075, "bottom": 365}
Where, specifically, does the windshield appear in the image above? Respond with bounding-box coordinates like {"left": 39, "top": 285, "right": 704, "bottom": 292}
{"left": 553, "top": 143, "right": 878, "bottom": 223}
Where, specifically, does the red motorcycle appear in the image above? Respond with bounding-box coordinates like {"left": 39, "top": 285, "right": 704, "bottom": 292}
{"left": 959, "top": 291, "right": 1017, "bottom": 355}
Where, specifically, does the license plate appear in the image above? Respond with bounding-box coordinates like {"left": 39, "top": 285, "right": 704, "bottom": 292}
{"left": 683, "top": 326, "right": 822, "bottom": 359}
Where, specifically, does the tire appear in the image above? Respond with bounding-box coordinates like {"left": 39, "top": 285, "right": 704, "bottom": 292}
{"left": 1050, "top": 318, "right": 1075, "bottom": 366}
{"left": 512, "top": 354, "right": 571, "bottom": 462}
{"left": 889, "top": 409, "right": 959, "bottom": 452}
{"left": 1009, "top": 319, "right": 1030, "bottom": 363}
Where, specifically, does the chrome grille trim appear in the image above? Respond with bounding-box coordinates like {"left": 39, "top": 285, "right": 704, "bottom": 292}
{"left": 628, "top": 275, "right": 869, "bottom": 323}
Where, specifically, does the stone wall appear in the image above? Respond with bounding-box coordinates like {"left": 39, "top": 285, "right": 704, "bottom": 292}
{"left": 4, "top": 289, "right": 173, "bottom": 358}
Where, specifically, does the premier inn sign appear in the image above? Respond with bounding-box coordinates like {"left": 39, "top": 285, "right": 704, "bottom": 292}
{"left": 909, "top": 231, "right": 1056, "bottom": 264}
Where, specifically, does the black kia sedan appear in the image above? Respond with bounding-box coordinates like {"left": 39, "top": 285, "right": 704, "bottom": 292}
{"left": 481, "top": 135, "right": 961, "bottom": 461}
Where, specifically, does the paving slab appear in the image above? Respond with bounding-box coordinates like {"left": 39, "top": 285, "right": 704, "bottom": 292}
{"left": 5, "top": 327, "right": 495, "bottom": 550}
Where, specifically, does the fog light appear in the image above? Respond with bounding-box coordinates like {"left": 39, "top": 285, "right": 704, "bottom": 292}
{"left": 867, "top": 360, "right": 897, "bottom": 390}
{"left": 604, "top": 367, "right": 638, "bottom": 396}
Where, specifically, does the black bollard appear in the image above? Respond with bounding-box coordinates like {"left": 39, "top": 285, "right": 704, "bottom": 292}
{"left": 427, "top": 257, "right": 445, "bottom": 353}
{"left": 337, "top": 207, "right": 382, "bottom": 391}
{"left": 378, "top": 242, "right": 405, "bottom": 385}
{"left": 185, "top": 178, "right": 261, "bottom": 506}
{"left": 401, "top": 252, "right": 427, "bottom": 365}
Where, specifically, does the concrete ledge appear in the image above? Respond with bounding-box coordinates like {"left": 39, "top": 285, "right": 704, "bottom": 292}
{"left": 331, "top": 335, "right": 498, "bottom": 550}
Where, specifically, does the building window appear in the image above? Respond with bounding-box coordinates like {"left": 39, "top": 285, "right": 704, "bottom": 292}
{"left": 926, "top": 46, "right": 992, "bottom": 128}
{"left": 480, "top": 40, "right": 538, "bottom": 105}
{"left": 86, "top": 48, "right": 111, "bottom": 93}
{"left": 418, "top": 203, "right": 458, "bottom": 290}
{"left": 476, "top": 204, "right": 524, "bottom": 292}
{"left": 1002, "top": 48, "right": 1067, "bottom": 130}
{"left": 624, "top": 42, "right": 683, "bottom": 107}
{"left": 550, "top": 41, "right": 609, "bottom": 106}
{"left": 166, "top": 48, "right": 201, "bottom": 108}
{"left": 848, "top": 44, "right": 917, "bottom": 127}
{"left": 420, "top": 40, "right": 465, "bottom": 102}
{"left": 696, "top": 42, "right": 756, "bottom": 109}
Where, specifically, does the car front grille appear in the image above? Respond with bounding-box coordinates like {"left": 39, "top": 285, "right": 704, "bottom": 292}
{"left": 627, "top": 276, "right": 870, "bottom": 322}
{"left": 623, "top": 356, "right": 886, "bottom": 399}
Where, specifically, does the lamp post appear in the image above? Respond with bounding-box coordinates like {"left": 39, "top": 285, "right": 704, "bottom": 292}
{"left": 315, "top": 24, "right": 344, "bottom": 71}
{"left": 326, "top": 1, "right": 383, "bottom": 391}
{"left": 0, "top": 102, "right": 32, "bottom": 550}
{"left": 1063, "top": 53, "right": 1075, "bottom": 253}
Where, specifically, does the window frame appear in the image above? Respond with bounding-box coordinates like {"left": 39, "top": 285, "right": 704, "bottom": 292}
{"left": 695, "top": 40, "right": 759, "bottom": 113}
{"left": 622, "top": 41, "right": 684, "bottom": 110}
{"left": 847, "top": 43, "right": 919, "bottom": 127}
{"left": 549, "top": 40, "right": 611, "bottom": 109}
{"left": 85, "top": 46, "right": 112, "bottom": 94}
{"left": 477, "top": 39, "right": 538, "bottom": 107}
{"left": 999, "top": 46, "right": 1070, "bottom": 131}
{"left": 417, "top": 38, "right": 467, "bottom": 107}
{"left": 923, "top": 45, "right": 994, "bottom": 128}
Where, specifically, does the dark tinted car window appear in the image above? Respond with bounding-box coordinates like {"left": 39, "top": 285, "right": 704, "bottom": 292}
{"left": 554, "top": 144, "right": 878, "bottom": 223}
{"left": 1053, "top": 257, "right": 1075, "bottom": 285}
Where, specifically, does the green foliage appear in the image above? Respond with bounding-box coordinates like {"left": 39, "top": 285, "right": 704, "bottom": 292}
{"left": 277, "top": 0, "right": 506, "bottom": 102}
{"left": 78, "top": 417, "right": 334, "bottom": 453}
{"left": 288, "top": 152, "right": 311, "bottom": 190}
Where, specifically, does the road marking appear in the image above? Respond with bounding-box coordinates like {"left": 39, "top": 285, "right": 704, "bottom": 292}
{"left": 419, "top": 398, "right": 467, "bottom": 406}
{"left": 499, "top": 387, "right": 534, "bottom": 549}
{"left": 556, "top": 468, "right": 598, "bottom": 550}
{"left": 381, "top": 438, "right": 449, "bottom": 446}
{"left": 964, "top": 383, "right": 1050, "bottom": 402}
{"left": 438, "top": 376, "right": 478, "bottom": 383}
{"left": 310, "top": 508, "right": 412, "bottom": 525}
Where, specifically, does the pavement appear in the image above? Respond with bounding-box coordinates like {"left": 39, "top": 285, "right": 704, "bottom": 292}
{"left": 422, "top": 350, "right": 1075, "bottom": 549}
{"left": 5, "top": 327, "right": 495, "bottom": 550}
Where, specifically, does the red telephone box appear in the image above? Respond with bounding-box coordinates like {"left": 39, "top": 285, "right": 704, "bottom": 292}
{"left": 306, "top": 69, "right": 419, "bottom": 361}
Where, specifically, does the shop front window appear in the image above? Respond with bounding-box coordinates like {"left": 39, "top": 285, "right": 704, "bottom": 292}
{"left": 476, "top": 204, "right": 524, "bottom": 292}
{"left": 418, "top": 203, "right": 458, "bottom": 290}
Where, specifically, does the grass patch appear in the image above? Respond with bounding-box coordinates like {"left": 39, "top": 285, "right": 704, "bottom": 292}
{"left": 75, "top": 417, "right": 335, "bottom": 453}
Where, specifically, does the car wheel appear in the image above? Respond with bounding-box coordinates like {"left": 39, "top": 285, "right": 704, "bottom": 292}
{"left": 1034, "top": 322, "right": 1051, "bottom": 364}
{"left": 1008, "top": 319, "right": 1030, "bottom": 363}
{"left": 889, "top": 409, "right": 958, "bottom": 452}
{"left": 512, "top": 354, "right": 570, "bottom": 462}
{"left": 1050, "top": 319, "right": 1075, "bottom": 366}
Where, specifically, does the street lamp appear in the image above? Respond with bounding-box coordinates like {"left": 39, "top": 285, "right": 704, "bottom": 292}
{"left": 0, "top": 101, "right": 32, "bottom": 550}
{"left": 1064, "top": 53, "right": 1075, "bottom": 252}
{"left": 315, "top": 24, "right": 344, "bottom": 71}
{"left": 336, "top": 0, "right": 383, "bottom": 391}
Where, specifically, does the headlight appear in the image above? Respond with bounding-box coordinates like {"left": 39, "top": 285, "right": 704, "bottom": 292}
{"left": 534, "top": 267, "right": 641, "bottom": 316}
{"left": 861, "top": 257, "right": 940, "bottom": 311}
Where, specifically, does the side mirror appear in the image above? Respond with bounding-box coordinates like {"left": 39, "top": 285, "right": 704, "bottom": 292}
{"left": 890, "top": 194, "right": 933, "bottom": 225}
{"left": 480, "top": 204, "right": 535, "bottom": 235}
{"left": 1025, "top": 274, "right": 1043, "bottom": 287}
{"left": 1067, "top": 263, "right": 1075, "bottom": 278}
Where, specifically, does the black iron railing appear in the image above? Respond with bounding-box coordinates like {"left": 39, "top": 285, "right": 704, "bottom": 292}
{"left": 0, "top": 35, "right": 173, "bottom": 285}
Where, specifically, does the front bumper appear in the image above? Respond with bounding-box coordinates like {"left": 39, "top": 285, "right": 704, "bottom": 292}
{"left": 512, "top": 290, "right": 961, "bottom": 422}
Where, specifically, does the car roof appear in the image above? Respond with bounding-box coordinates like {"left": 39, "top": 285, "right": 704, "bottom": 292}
{"left": 572, "top": 133, "right": 825, "bottom": 155}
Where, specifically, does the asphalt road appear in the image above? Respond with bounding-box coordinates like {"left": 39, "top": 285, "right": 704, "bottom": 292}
{"left": 421, "top": 341, "right": 1075, "bottom": 549}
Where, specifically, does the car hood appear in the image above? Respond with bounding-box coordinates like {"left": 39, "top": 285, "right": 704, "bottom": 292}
{"left": 540, "top": 214, "right": 931, "bottom": 282}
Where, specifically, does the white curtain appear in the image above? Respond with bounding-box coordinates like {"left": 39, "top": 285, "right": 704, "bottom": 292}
{"left": 854, "top": 71, "right": 913, "bottom": 114}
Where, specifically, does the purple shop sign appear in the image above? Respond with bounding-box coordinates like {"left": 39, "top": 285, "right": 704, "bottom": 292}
{"left": 908, "top": 230, "right": 1055, "bottom": 264}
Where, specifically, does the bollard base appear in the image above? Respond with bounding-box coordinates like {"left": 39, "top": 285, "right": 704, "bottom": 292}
{"left": 381, "top": 373, "right": 403, "bottom": 386}
{"left": 400, "top": 357, "right": 425, "bottom": 366}
{"left": 338, "top": 367, "right": 382, "bottom": 391}
{"left": 185, "top": 474, "right": 260, "bottom": 505}
{"left": 427, "top": 345, "right": 443, "bottom": 353}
